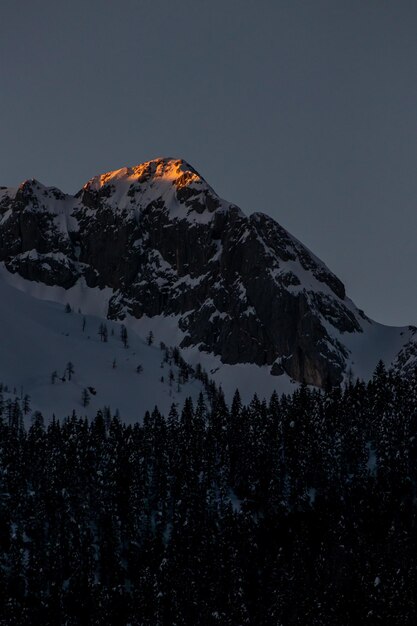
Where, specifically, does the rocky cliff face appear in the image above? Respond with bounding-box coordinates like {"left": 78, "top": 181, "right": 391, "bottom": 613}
{"left": 0, "top": 158, "right": 403, "bottom": 387}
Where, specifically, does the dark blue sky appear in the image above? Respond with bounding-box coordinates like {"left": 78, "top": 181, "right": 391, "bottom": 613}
{"left": 1, "top": 1, "right": 416, "bottom": 325}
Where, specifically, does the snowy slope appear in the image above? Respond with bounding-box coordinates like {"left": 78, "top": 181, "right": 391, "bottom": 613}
{"left": 0, "top": 268, "right": 207, "bottom": 423}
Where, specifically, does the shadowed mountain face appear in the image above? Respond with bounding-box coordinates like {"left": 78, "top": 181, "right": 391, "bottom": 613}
{"left": 0, "top": 158, "right": 414, "bottom": 387}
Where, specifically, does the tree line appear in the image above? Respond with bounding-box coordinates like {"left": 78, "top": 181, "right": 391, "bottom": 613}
{"left": 0, "top": 362, "right": 417, "bottom": 624}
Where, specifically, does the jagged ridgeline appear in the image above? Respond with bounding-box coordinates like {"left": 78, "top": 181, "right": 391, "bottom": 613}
{"left": 1, "top": 158, "right": 416, "bottom": 392}
{"left": 1, "top": 364, "right": 417, "bottom": 623}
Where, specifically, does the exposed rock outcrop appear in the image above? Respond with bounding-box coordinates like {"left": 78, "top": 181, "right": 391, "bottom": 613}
{"left": 0, "top": 158, "right": 375, "bottom": 386}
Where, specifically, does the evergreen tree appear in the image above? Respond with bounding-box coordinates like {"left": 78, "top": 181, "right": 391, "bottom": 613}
{"left": 66, "top": 361, "right": 75, "bottom": 381}
{"left": 120, "top": 324, "right": 128, "bottom": 348}
{"left": 81, "top": 388, "right": 91, "bottom": 407}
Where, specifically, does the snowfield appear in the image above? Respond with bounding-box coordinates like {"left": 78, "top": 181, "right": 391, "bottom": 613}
{"left": 0, "top": 266, "right": 205, "bottom": 422}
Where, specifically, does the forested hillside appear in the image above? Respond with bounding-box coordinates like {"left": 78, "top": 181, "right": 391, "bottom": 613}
{"left": 0, "top": 363, "right": 416, "bottom": 624}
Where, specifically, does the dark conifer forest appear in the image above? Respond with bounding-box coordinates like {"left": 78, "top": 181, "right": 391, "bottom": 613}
{"left": 1, "top": 363, "right": 417, "bottom": 624}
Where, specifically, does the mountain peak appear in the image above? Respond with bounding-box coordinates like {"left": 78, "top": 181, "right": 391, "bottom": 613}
{"left": 1, "top": 157, "right": 417, "bottom": 389}
{"left": 18, "top": 178, "right": 45, "bottom": 192}
{"left": 82, "top": 157, "right": 207, "bottom": 193}
{"left": 76, "top": 157, "right": 231, "bottom": 222}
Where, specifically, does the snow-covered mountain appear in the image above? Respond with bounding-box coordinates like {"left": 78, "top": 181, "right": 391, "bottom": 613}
{"left": 1, "top": 157, "right": 416, "bottom": 419}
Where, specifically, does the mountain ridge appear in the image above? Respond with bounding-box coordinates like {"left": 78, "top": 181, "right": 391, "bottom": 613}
{"left": 1, "top": 157, "right": 416, "bottom": 391}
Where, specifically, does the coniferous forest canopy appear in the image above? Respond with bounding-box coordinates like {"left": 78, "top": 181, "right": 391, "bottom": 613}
{"left": 1, "top": 362, "right": 417, "bottom": 624}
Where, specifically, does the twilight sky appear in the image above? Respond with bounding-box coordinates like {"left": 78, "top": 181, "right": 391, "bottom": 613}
{"left": 1, "top": 1, "right": 416, "bottom": 326}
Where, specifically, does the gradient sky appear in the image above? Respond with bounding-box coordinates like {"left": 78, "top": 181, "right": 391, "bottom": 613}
{"left": 1, "top": 1, "right": 416, "bottom": 326}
